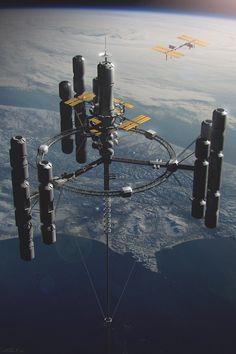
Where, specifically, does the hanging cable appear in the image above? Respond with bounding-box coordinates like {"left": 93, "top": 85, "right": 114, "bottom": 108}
{"left": 178, "top": 151, "right": 195, "bottom": 164}
{"left": 77, "top": 237, "right": 105, "bottom": 320}
{"left": 177, "top": 138, "right": 197, "bottom": 159}
{"left": 172, "top": 173, "right": 192, "bottom": 200}
{"left": 112, "top": 261, "right": 136, "bottom": 320}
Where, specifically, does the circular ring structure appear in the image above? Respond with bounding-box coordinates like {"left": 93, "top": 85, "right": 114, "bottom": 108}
{"left": 37, "top": 127, "right": 176, "bottom": 197}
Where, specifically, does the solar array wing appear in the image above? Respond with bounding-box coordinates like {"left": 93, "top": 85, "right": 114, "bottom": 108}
{"left": 152, "top": 46, "right": 184, "bottom": 59}
{"left": 119, "top": 121, "right": 139, "bottom": 131}
{"left": 167, "top": 51, "right": 185, "bottom": 58}
{"left": 65, "top": 92, "right": 95, "bottom": 106}
{"left": 192, "top": 39, "right": 208, "bottom": 47}
{"left": 119, "top": 114, "right": 151, "bottom": 131}
{"left": 132, "top": 115, "right": 151, "bottom": 124}
{"left": 114, "top": 98, "right": 134, "bottom": 109}
{"left": 177, "top": 35, "right": 208, "bottom": 46}
{"left": 152, "top": 46, "right": 169, "bottom": 54}
{"left": 89, "top": 129, "right": 101, "bottom": 136}
{"left": 89, "top": 117, "right": 102, "bottom": 125}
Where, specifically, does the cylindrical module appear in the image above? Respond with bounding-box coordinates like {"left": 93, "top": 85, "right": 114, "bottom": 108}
{"left": 59, "top": 81, "right": 73, "bottom": 154}
{"left": 9, "top": 136, "right": 35, "bottom": 261}
{"left": 38, "top": 161, "right": 56, "bottom": 244}
{"left": 93, "top": 77, "right": 99, "bottom": 104}
{"left": 97, "top": 61, "right": 114, "bottom": 116}
{"left": 73, "top": 55, "right": 85, "bottom": 95}
{"left": 73, "top": 55, "right": 87, "bottom": 163}
{"left": 191, "top": 137, "right": 210, "bottom": 219}
{"left": 205, "top": 108, "right": 227, "bottom": 228}
{"left": 18, "top": 222, "right": 35, "bottom": 261}
{"left": 201, "top": 120, "right": 212, "bottom": 140}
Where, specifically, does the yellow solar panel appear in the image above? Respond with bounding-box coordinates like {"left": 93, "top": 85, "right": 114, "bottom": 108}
{"left": 177, "top": 34, "right": 194, "bottom": 42}
{"left": 65, "top": 92, "right": 95, "bottom": 106}
{"left": 90, "top": 117, "right": 102, "bottom": 125}
{"left": 90, "top": 129, "right": 101, "bottom": 136}
{"left": 132, "top": 115, "right": 151, "bottom": 124}
{"left": 114, "top": 98, "right": 134, "bottom": 109}
{"left": 119, "top": 120, "right": 133, "bottom": 129}
{"left": 168, "top": 51, "right": 185, "bottom": 58}
{"left": 80, "top": 92, "right": 95, "bottom": 101}
{"left": 152, "top": 46, "right": 169, "bottom": 54}
{"left": 64, "top": 97, "right": 82, "bottom": 106}
{"left": 193, "top": 39, "right": 208, "bottom": 47}
{"left": 124, "top": 102, "right": 134, "bottom": 109}
{"left": 177, "top": 35, "right": 208, "bottom": 47}
{"left": 121, "top": 122, "right": 139, "bottom": 131}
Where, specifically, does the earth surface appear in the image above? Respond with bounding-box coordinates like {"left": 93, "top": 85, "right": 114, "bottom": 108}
{"left": 0, "top": 7, "right": 236, "bottom": 354}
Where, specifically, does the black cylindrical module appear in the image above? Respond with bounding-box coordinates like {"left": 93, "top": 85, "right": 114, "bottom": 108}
{"left": 59, "top": 81, "right": 74, "bottom": 154}
{"left": 73, "top": 55, "right": 85, "bottom": 76}
{"left": 73, "top": 55, "right": 85, "bottom": 95}
{"left": 11, "top": 164, "right": 29, "bottom": 182}
{"left": 39, "top": 183, "right": 55, "bottom": 225}
{"left": 208, "top": 152, "right": 223, "bottom": 192}
{"left": 18, "top": 222, "right": 35, "bottom": 261}
{"left": 192, "top": 160, "right": 209, "bottom": 200}
{"left": 61, "top": 138, "right": 74, "bottom": 154}
{"left": 201, "top": 120, "right": 212, "bottom": 140}
{"left": 60, "top": 101, "right": 74, "bottom": 154}
{"left": 10, "top": 136, "right": 29, "bottom": 181}
{"left": 205, "top": 191, "right": 221, "bottom": 228}
{"left": 205, "top": 109, "right": 227, "bottom": 227}
{"left": 38, "top": 160, "right": 53, "bottom": 185}
{"left": 59, "top": 81, "right": 73, "bottom": 101}
{"left": 210, "top": 108, "right": 227, "bottom": 152}
{"left": 10, "top": 136, "right": 27, "bottom": 163}
{"left": 41, "top": 224, "right": 56, "bottom": 245}
{"left": 195, "top": 138, "right": 210, "bottom": 160}
{"left": 93, "top": 77, "right": 99, "bottom": 104}
{"left": 93, "top": 77, "right": 98, "bottom": 96}
{"left": 191, "top": 198, "right": 206, "bottom": 219}
{"left": 212, "top": 108, "right": 227, "bottom": 132}
{"left": 15, "top": 208, "right": 32, "bottom": 227}
{"left": 191, "top": 138, "right": 209, "bottom": 219}
{"left": 12, "top": 180, "right": 31, "bottom": 210}
{"left": 97, "top": 61, "right": 114, "bottom": 116}
{"left": 60, "top": 102, "right": 73, "bottom": 131}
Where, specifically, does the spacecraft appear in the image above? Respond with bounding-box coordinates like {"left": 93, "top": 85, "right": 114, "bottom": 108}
{"left": 10, "top": 48, "right": 226, "bottom": 346}
{"left": 152, "top": 34, "right": 208, "bottom": 60}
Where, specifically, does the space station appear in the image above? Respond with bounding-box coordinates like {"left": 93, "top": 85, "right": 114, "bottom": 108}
{"left": 9, "top": 45, "right": 226, "bottom": 352}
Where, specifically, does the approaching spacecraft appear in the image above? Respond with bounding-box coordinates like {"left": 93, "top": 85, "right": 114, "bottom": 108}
{"left": 152, "top": 34, "right": 208, "bottom": 60}
{"left": 9, "top": 47, "right": 226, "bottom": 349}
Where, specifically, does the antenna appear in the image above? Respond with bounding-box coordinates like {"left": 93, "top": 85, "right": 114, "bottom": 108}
{"left": 98, "top": 35, "right": 111, "bottom": 63}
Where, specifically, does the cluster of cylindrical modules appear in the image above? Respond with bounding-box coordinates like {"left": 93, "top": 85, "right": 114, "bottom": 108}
{"left": 192, "top": 108, "right": 226, "bottom": 228}
{"left": 10, "top": 136, "right": 35, "bottom": 260}
{"left": 10, "top": 136, "right": 56, "bottom": 260}
{"left": 59, "top": 54, "right": 115, "bottom": 163}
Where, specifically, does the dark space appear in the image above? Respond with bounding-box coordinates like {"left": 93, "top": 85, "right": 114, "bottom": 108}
{"left": 1, "top": 235, "right": 236, "bottom": 353}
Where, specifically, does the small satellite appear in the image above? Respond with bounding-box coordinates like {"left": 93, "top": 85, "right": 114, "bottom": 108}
{"left": 152, "top": 34, "right": 208, "bottom": 60}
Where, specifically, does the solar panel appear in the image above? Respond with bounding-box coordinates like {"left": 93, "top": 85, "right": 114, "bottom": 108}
{"left": 114, "top": 98, "right": 134, "bottom": 108}
{"left": 177, "top": 35, "right": 208, "bottom": 46}
{"left": 64, "top": 92, "right": 95, "bottom": 106}
{"left": 152, "top": 46, "right": 169, "bottom": 54}
{"left": 90, "top": 117, "right": 102, "bottom": 125}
